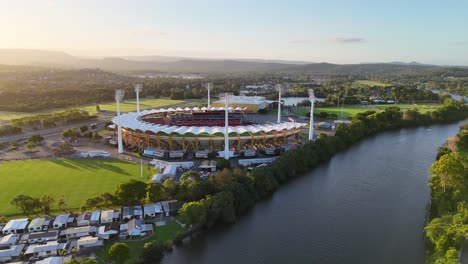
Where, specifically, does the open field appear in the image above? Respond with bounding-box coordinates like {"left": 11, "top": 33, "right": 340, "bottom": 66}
{"left": 292, "top": 103, "right": 441, "bottom": 119}
{"left": 0, "top": 98, "right": 192, "bottom": 122}
{"left": 352, "top": 80, "right": 392, "bottom": 87}
{"left": 97, "top": 221, "right": 186, "bottom": 264}
{"left": 0, "top": 159, "right": 155, "bottom": 217}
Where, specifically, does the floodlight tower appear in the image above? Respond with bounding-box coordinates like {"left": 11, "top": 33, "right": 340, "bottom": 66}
{"left": 206, "top": 83, "right": 213, "bottom": 108}
{"left": 134, "top": 84, "right": 143, "bottom": 113}
{"left": 308, "top": 89, "right": 315, "bottom": 141}
{"left": 115, "top": 89, "right": 125, "bottom": 154}
{"left": 276, "top": 84, "right": 282, "bottom": 123}
{"left": 224, "top": 93, "right": 232, "bottom": 160}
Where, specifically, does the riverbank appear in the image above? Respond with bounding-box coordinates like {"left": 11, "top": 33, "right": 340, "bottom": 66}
{"left": 424, "top": 124, "right": 468, "bottom": 263}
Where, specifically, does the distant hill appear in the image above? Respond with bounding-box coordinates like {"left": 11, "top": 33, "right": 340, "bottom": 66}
{"left": 0, "top": 49, "right": 467, "bottom": 74}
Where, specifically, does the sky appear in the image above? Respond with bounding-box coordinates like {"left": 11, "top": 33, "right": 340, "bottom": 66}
{"left": 1, "top": 0, "right": 468, "bottom": 65}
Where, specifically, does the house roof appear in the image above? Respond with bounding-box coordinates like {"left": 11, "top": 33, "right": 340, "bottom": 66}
{"left": 29, "top": 218, "right": 47, "bottom": 227}
{"left": 77, "top": 213, "right": 92, "bottom": 223}
{"left": 122, "top": 206, "right": 143, "bottom": 217}
{"left": 53, "top": 214, "right": 69, "bottom": 225}
{"left": 36, "top": 256, "right": 72, "bottom": 264}
{"left": 61, "top": 226, "right": 96, "bottom": 236}
{"left": 0, "top": 244, "right": 25, "bottom": 258}
{"left": 101, "top": 210, "right": 114, "bottom": 219}
{"left": 90, "top": 211, "right": 101, "bottom": 222}
{"left": 0, "top": 234, "right": 19, "bottom": 245}
{"left": 28, "top": 231, "right": 58, "bottom": 240}
{"left": 2, "top": 219, "right": 29, "bottom": 231}
{"left": 144, "top": 204, "right": 163, "bottom": 214}
{"left": 24, "top": 242, "right": 66, "bottom": 255}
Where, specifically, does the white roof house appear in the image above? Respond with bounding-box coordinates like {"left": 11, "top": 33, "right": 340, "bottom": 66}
{"left": 0, "top": 234, "right": 20, "bottom": 248}
{"left": 144, "top": 204, "right": 163, "bottom": 217}
{"left": 29, "top": 218, "right": 50, "bottom": 232}
{"left": 97, "top": 225, "right": 119, "bottom": 240}
{"left": 36, "top": 256, "right": 72, "bottom": 264}
{"left": 76, "top": 213, "right": 92, "bottom": 227}
{"left": 90, "top": 211, "right": 101, "bottom": 225}
{"left": 0, "top": 244, "right": 25, "bottom": 263}
{"left": 120, "top": 219, "right": 152, "bottom": 237}
{"left": 61, "top": 226, "right": 97, "bottom": 239}
{"left": 2, "top": 219, "right": 29, "bottom": 234}
{"left": 24, "top": 241, "right": 66, "bottom": 257}
{"left": 76, "top": 236, "right": 104, "bottom": 248}
{"left": 53, "top": 214, "right": 70, "bottom": 229}
{"left": 122, "top": 206, "right": 143, "bottom": 220}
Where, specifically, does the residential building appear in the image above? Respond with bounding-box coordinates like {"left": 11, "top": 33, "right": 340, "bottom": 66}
{"left": 36, "top": 256, "right": 72, "bottom": 264}
{"left": 119, "top": 219, "right": 152, "bottom": 238}
{"left": 97, "top": 223, "right": 119, "bottom": 240}
{"left": 24, "top": 241, "right": 67, "bottom": 259}
{"left": 53, "top": 215, "right": 70, "bottom": 229}
{"left": 60, "top": 226, "right": 97, "bottom": 240}
{"left": 143, "top": 203, "right": 163, "bottom": 218}
{"left": 28, "top": 218, "right": 51, "bottom": 233}
{"left": 122, "top": 206, "right": 143, "bottom": 220}
{"left": 76, "top": 213, "right": 92, "bottom": 227}
{"left": 2, "top": 219, "right": 29, "bottom": 235}
{"left": 28, "top": 231, "right": 58, "bottom": 244}
{"left": 90, "top": 211, "right": 101, "bottom": 225}
{"left": 0, "top": 244, "right": 25, "bottom": 263}
{"left": 0, "top": 234, "right": 20, "bottom": 249}
{"left": 100, "top": 210, "right": 119, "bottom": 223}
{"left": 75, "top": 236, "right": 103, "bottom": 251}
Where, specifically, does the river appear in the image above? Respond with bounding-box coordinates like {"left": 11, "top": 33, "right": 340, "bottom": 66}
{"left": 162, "top": 121, "right": 465, "bottom": 264}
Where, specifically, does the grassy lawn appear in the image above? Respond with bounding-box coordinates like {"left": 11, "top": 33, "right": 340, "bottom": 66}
{"left": 352, "top": 80, "right": 392, "bottom": 87}
{"left": 292, "top": 104, "right": 441, "bottom": 119}
{"left": 0, "top": 98, "right": 189, "bottom": 122}
{"left": 83, "top": 98, "right": 186, "bottom": 114}
{"left": 0, "top": 159, "right": 155, "bottom": 217}
{"left": 97, "top": 221, "right": 186, "bottom": 264}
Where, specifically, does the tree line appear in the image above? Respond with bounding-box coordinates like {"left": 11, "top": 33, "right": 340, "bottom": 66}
{"left": 425, "top": 123, "right": 468, "bottom": 263}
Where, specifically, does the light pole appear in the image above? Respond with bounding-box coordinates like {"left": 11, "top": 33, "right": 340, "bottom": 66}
{"left": 224, "top": 93, "right": 232, "bottom": 160}
{"left": 308, "top": 89, "right": 315, "bottom": 141}
{"left": 115, "top": 90, "right": 125, "bottom": 154}
{"left": 134, "top": 84, "right": 143, "bottom": 113}
{"left": 206, "top": 83, "right": 212, "bottom": 108}
{"left": 276, "top": 84, "right": 282, "bottom": 123}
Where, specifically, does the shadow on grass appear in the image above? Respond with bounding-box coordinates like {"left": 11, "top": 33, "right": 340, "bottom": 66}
{"left": 60, "top": 158, "right": 133, "bottom": 176}
{"left": 50, "top": 159, "right": 81, "bottom": 170}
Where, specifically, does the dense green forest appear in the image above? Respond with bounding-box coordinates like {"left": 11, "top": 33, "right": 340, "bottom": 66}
{"left": 425, "top": 124, "right": 468, "bottom": 263}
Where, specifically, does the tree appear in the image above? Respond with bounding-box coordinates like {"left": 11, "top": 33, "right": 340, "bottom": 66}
{"left": 10, "top": 195, "right": 39, "bottom": 215}
{"left": 52, "top": 142, "right": 75, "bottom": 157}
{"left": 96, "top": 105, "right": 101, "bottom": 112}
{"left": 109, "top": 243, "right": 130, "bottom": 263}
{"left": 85, "top": 196, "right": 104, "bottom": 209}
{"left": 115, "top": 180, "right": 147, "bottom": 205}
{"left": 147, "top": 183, "right": 168, "bottom": 202}
{"left": 62, "top": 128, "right": 79, "bottom": 140}
{"left": 180, "top": 201, "right": 206, "bottom": 225}
{"left": 100, "top": 192, "right": 115, "bottom": 207}
{"left": 180, "top": 171, "right": 200, "bottom": 183}
{"left": 28, "top": 134, "right": 44, "bottom": 144}
{"left": 0, "top": 216, "right": 8, "bottom": 223}
{"left": 162, "top": 178, "right": 178, "bottom": 198}
{"left": 39, "top": 195, "right": 55, "bottom": 215}
{"left": 80, "top": 125, "right": 89, "bottom": 133}
{"left": 216, "top": 158, "right": 231, "bottom": 170}
{"left": 58, "top": 195, "right": 67, "bottom": 211}
{"left": 140, "top": 242, "right": 164, "bottom": 263}
{"left": 430, "top": 153, "right": 466, "bottom": 193}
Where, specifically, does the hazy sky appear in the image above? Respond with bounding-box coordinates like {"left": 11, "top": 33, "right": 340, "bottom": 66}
{"left": 1, "top": 0, "right": 468, "bottom": 65}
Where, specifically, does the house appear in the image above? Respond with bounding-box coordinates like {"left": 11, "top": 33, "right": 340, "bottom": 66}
{"left": 2, "top": 219, "right": 29, "bottom": 235}
{"left": 317, "top": 121, "right": 332, "bottom": 130}
{"left": 161, "top": 201, "right": 171, "bottom": 217}
{"left": 122, "top": 206, "right": 143, "bottom": 220}
{"left": 119, "top": 219, "right": 152, "bottom": 238}
{"left": 100, "top": 210, "right": 120, "bottom": 223}
{"left": 90, "top": 211, "right": 101, "bottom": 225}
{"left": 168, "top": 201, "right": 183, "bottom": 214}
{"left": 0, "top": 234, "right": 20, "bottom": 249}
{"left": 28, "top": 231, "right": 58, "bottom": 244}
{"left": 76, "top": 213, "right": 92, "bottom": 227}
{"left": 97, "top": 223, "right": 119, "bottom": 240}
{"left": 60, "top": 226, "right": 97, "bottom": 240}
{"left": 53, "top": 214, "right": 70, "bottom": 229}
{"left": 36, "top": 256, "right": 72, "bottom": 264}
{"left": 24, "top": 241, "right": 67, "bottom": 259}
{"left": 143, "top": 204, "right": 163, "bottom": 218}
{"left": 28, "top": 218, "right": 51, "bottom": 233}
{"left": 75, "top": 236, "right": 103, "bottom": 251}
{"left": 0, "top": 244, "right": 25, "bottom": 263}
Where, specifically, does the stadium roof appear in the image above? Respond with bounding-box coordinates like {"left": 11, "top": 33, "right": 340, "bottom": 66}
{"left": 113, "top": 108, "right": 307, "bottom": 136}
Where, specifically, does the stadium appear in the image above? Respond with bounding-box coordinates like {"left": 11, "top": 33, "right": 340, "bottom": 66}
{"left": 112, "top": 106, "right": 307, "bottom": 159}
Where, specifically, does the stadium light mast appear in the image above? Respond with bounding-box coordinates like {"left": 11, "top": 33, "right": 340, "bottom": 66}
{"left": 308, "top": 89, "right": 315, "bottom": 141}
{"left": 115, "top": 89, "right": 125, "bottom": 154}
{"left": 206, "top": 83, "right": 212, "bottom": 108}
{"left": 276, "top": 84, "right": 282, "bottom": 123}
{"left": 134, "top": 84, "right": 143, "bottom": 113}
{"left": 224, "top": 93, "right": 231, "bottom": 160}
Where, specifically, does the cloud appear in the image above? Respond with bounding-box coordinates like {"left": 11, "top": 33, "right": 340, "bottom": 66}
{"left": 455, "top": 41, "right": 468, "bottom": 45}
{"left": 289, "top": 37, "right": 365, "bottom": 45}
{"left": 329, "top": 37, "right": 365, "bottom": 44}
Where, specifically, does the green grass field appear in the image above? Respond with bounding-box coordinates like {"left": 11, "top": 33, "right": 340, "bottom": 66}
{"left": 292, "top": 104, "right": 441, "bottom": 119}
{"left": 97, "top": 221, "right": 186, "bottom": 264}
{"left": 0, "top": 159, "right": 155, "bottom": 217}
{"left": 0, "top": 98, "right": 189, "bottom": 122}
{"left": 352, "top": 80, "right": 392, "bottom": 87}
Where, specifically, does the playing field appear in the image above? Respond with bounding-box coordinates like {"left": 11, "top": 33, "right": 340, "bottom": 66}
{"left": 292, "top": 104, "right": 441, "bottom": 119}
{"left": 0, "top": 159, "right": 154, "bottom": 217}
{"left": 0, "top": 98, "right": 189, "bottom": 122}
